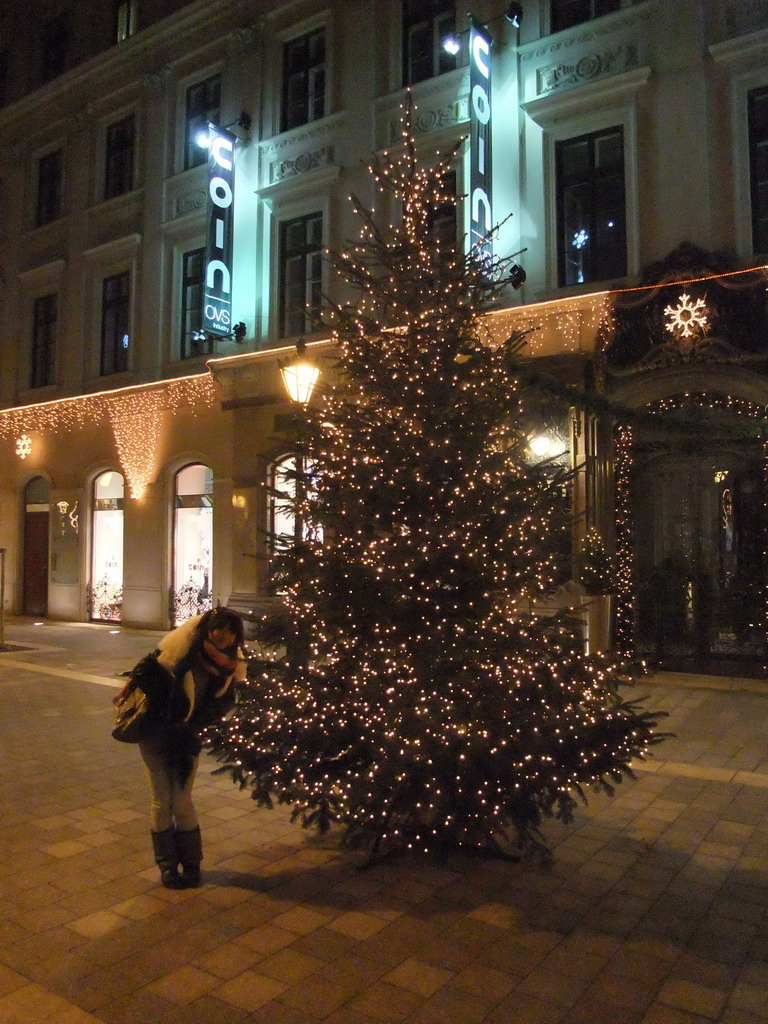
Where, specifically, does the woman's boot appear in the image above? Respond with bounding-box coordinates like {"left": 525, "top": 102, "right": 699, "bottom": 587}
{"left": 176, "top": 826, "right": 203, "bottom": 888}
{"left": 151, "top": 828, "right": 182, "bottom": 888}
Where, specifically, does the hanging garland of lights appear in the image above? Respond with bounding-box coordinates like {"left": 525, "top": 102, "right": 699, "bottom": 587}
{"left": 613, "top": 392, "right": 768, "bottom": 666}
{"left": 613, "top": 423, "right": 635, "bottom": 659}
{"left": 0, "top": 374, "right": 218, "bottom": 498}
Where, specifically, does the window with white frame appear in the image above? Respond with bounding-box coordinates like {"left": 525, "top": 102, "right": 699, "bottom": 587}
{"left": 114, "top": 0, "right": 137, "bottom": 43}
{"left": 184, "top": 73, "right": 221, "bottom": 170}
{"left": 104, "top": 114, "right": 135, "bottom": 200}
{"left": 36, "top": 149, "right": 63, "bottom": 227}
{"left": 0, "top": 50, "right": 8, "bottom": 107}
{"left": 100, "top": 271, "right": 130, "bottom": 375}
{"left": 550, "top": 0, "right": 622, "bottom": 34}
{"left": 268, "top": 452, "right": 322, "bottom": 554}
{"left": 180, "top": 247, "right": 207, "bottom": 358}
{"left": 426, "top": 168, "right": 458, "bottom": 261}
{"left": 40, "top": 12, "right": 68, "bottom": 84}
{"left": 556, "top": 127, "right": 626, "bottom": 287}
{"left": 748, "top": 86, "right": 768, "bottom": 255}
{"left": 282, "top": 27, "right": 326, "bottom": 132}
{"left": 30, "top": 293, "right": 57, "bottom": 389}
{"left": 279, "top": 212, "right": 323, "bottom": 337}
{"left": 402, "top": 0, "right": 458, "bottom": 87}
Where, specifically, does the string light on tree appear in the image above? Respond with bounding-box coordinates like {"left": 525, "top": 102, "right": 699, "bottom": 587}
{"left": 206, "top": 95, "right": 666, "bottom": 862}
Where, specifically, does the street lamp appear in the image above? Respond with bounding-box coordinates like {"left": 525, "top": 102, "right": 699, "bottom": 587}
{"left": 276, "top": 339, "right": 321, "bottom": 553}
{"left": 279, "top": 337, "right": 320, "bottom": 405}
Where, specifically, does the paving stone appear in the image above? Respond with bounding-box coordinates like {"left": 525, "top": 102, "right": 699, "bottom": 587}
{"left": 383, "top": 957, "right": 453, "bottom": 998}
{"left": 288, "top": 925, "right": 360, "bottom": 962}
{"left": 657, "top": 978, "right": 729, "bottom": 1019}
{"left": 68, "top": 909, "right": 128, "bottom": 939}
{"left": 6, "top": 625, "right": 768, "bottom": 1024}
{"left": 235, "top": 924, "right": 298, "bottom": 957}
{"left": 213, "top": 970, "right": 287, "bottom": 1012}
{"left": 0, "top": 981, "right": 106, "bottom": 1023}
{"left": 146, "top": 964, "right": 221, "bottom": 1005}
{"left": 275, "top": 965, "right": 362, "bottom": 1017}
{"left": 343, "top": 979, "right": 424, "bottom": 1021}
{"left": 639, "top": 1004, "right": 713, "bottom": 1024}
{"left": 256, "top": 948, "right": 324, "bottom": 985}
{"left": 448, "top": 963, "right": 516, "bottom": 1002}
{"left": 485, "top": 990, "right": 568, "bottom": 1023}
{"left": 325, "top": 910, "right": 388, "bottom": 940}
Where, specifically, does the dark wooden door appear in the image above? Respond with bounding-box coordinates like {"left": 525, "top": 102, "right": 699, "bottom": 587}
{"left": 23, "top": 510, "right": 49, "bottom": 616}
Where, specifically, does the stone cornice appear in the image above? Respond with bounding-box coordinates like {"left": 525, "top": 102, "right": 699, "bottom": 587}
{"left": 0, "top": 0, "right": 261, "bottom": 130}
{"left": 518, "top": 1, "right": 656, "bottom": 64}
{"left": 523, "top": 66, "right": 651, "bottom": 127}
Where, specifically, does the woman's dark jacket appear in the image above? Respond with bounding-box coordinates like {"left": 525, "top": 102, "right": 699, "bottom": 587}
{"left": 130, "top": 650, "right": 237, "bottom": 784}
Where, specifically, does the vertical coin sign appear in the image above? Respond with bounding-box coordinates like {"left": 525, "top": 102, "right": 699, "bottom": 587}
{"left": 203, "top": 123, "right": 236, "bottom": 337}
{"left": 469, "top": 16, "right": 493, "bottom": 271}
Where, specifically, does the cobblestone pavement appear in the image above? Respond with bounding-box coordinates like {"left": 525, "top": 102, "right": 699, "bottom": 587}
{"left": 0, "top": 617, "right": 767, "bottom": 1024}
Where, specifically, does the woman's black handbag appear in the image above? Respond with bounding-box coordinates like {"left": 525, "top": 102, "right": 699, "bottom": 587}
{"left": 112, "top": 681, "right": 155, "bottom": 743}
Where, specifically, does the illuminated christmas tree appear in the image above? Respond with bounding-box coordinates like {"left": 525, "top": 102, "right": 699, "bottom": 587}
{"left": 207, "top": 103, "right": 664, "bottom": 860}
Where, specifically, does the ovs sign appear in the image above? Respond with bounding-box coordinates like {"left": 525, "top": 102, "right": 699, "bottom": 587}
{"left": 203, "top": 124, "right": 236, "bottom": 336}
{"left": 469, "top": 18, "right": 493, "bottom": 270}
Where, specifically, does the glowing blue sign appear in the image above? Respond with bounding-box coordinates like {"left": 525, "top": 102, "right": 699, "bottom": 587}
{"left": 203, "top": 124, "right": 236, "bottom": 336}
{"left": 469, "top": 17, "right": 493, "bottom": 270}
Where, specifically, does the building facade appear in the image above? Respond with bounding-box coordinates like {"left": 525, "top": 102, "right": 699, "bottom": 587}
{"left": 0, "top": 0, "right": 766, "bottom": 676}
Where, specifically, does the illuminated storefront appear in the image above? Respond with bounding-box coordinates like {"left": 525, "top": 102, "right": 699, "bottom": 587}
{"left": 172, "top": 463, "right": 213, "bottom": 624}
{"left": 89, "top": 471, "right": 124, "bottom": 623}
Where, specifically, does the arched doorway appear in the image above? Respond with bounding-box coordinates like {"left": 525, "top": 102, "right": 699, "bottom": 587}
{"left": 172, "top": 463, "right": 213, "bottom": 625}
{"left": 89, "top": 471, "right": 124, "bottom": 622}
{"left": 23, "top": 476, "right": 49, "bottom": 616}
{"left": 625, "top": 397, "right": 766, "bottom": 677}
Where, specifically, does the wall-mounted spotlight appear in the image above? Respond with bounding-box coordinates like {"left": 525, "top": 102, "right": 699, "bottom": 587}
{"left": 195, "top": 112, "right": 252, "bottom": 149}
{"left": 443, "top": 2, "right": 522, "bottom": 52}
{"left": 505, "top": 2, "right": 523, "bottom": 28}
{"left": 192, "top": 322, "right": 247, "bottom": 347}
{"left": 509, "top": 262, "right": 527, "bottom": 289}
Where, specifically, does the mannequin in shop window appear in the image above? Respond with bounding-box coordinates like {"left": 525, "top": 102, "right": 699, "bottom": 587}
{"left": 115, "top": 607, "right": 246, "bottom": 887}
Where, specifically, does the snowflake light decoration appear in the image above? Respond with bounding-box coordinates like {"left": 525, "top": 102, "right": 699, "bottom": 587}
{"left": 664, "top": 292, "right": 708, "bottom": 339}
{"left": 15, "top": 434, "right": 32, "bottom": 460}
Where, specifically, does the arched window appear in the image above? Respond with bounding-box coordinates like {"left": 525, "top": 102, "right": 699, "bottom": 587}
{"left": 172, "top": 463, "right": 213, "bottom": 625}
{"left": 268, "top": 452, "right": 322, "bottom": 553}
{"left": 89, "top": 471, "right": 124, "bottom": 622}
